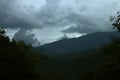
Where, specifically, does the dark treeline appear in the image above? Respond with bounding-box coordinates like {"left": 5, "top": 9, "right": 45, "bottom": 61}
{"left": 80, "top": 37, "right": 120, "bottom": 80}
{"left": 0, "top": 27, "right": 41, "bottom": 80}
{"left": 1, "top": 27, "right": 120, "bottom": 80}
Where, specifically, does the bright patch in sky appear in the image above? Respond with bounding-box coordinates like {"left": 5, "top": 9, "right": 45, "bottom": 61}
{"left": 31, "top": 28, "right": 86, "bottom": 45}
{"left": 32, "top": 28, "right": 63, "bottom": 45}
{"left": 6, "top": 28, "right": 19, "bottom": 39}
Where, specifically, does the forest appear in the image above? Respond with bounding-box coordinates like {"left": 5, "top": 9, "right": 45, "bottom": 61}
{"left": 0, "top": 23, "right": 120, "bottom": 80}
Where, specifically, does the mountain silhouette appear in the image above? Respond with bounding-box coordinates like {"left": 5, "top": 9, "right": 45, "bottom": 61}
{"left": 33, "top": 31, "right": 120, "bottom": 56}
{"left": 32, "top": 31, "right": 120, "bottom": 80}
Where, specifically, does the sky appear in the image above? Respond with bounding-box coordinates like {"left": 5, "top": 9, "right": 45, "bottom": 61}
{"left": 0, "top": 0, "right": 120, "bottom": 46}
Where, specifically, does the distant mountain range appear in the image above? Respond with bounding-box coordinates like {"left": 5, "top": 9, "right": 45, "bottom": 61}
{"left": 33, "top": 32, "right": 120, "bottom": 80}
{"left": 32, "top": 31, "right": 120, "bottom": 80}
{"left": 33, "top": 31, "right": 120, "bottom": 56}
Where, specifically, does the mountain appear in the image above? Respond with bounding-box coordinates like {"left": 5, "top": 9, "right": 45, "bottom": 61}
{"left": 33, "top": 31, "right": 120, "bottom": 80}
{"left": 33, "top": 31, "right": 120, "bottom": 56}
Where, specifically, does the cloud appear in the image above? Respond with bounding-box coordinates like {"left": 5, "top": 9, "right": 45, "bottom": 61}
{"left": 0, "top": 0, "right": 63, "bottom": 29}
{"left": 60, "top": 11, "right": 112, "bottom": 34}
{"left": 58, "top": 34, "right": 68, "bottom": 40}
{"left": 0, "top": 0, "right": 118, "bottom": 30}
{"left": 62, "top": 25, "right": 99, "bottom": 34}
{"left": 0, "top": 0, "right": 44, "bottom": 28}
{"left": 0, "top": 0, "right": 120, "bottom": 45}
{"left": 13, "top": 29, "right": 40, "bottom": 46}
{"left": 0, "top": 0, "right": 15, "bottom": 27}
{"left": 59, "top": 0, "right": 120, "bottom": 34}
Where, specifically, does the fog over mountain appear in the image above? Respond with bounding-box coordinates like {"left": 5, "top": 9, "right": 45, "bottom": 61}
{"left": 0, "top": 0, "right": 120, "bottom": 45}
{"left": 33, "top": 31, "right": 120, "bottom": 56}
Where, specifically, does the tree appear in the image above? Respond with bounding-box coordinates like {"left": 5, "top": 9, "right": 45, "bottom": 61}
{"left": 0, "top": 27, "right": 41, "bottom": 80}
{"left": 0, "top": 27, "right": 6, "bottom": 36}
{"left": 93, "top": 38, "right": 120, "bottom": 80}
{"left": 110, "top": 11, "right": 120, "bottom": 32}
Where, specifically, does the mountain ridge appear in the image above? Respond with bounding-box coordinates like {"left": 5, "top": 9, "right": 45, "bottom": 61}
{"left": 33, "top": 31, "right": 120, "bottom": 56}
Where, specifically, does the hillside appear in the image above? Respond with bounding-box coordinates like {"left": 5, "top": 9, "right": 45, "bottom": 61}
{"left": 33, "top": 31, "right": 120, "bottom": 56}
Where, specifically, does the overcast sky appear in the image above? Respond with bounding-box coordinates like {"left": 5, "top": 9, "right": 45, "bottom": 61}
{"left": 0, "top": 0, "right": 120, "bottom": 46}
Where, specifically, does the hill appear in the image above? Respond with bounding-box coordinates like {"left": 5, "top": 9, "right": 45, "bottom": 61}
{"left": 33, "top": 31, "right": 120, "bottom": 57}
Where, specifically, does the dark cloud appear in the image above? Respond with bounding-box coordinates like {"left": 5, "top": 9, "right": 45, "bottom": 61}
{"left": 0, "top": 0, "right": 15, "bottom": 27}
{"left": 0, "top": 0, "right": 115, "bottom": 30}
{"left": 0, "top": 0, "right": 62, "bottom": 29}
{"left": 13, "top": 29, "right": 40, "bottom": 46}
{"left": 0, "top": 17, "right": 40, "bottom": 29}
{"left": 61, "top": 12, "right": 103, "bottom": 34}
{"left": 65, "top": 12, "right": 96, "bottom": 25}
{"left": 0, "top": 0, "right": 120, "bottom": 45}
{"left": 36, "top": 0, "right": 62, "bottom": 27}
{"left": 0, "top": 0, "right": 43, "bottom": 29}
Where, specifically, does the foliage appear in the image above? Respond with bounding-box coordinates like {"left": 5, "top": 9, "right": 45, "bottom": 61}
{"left": 110, "top": 11, "right": 120, "bottom": 31}
{"left": 76, "top": 37, "right": 120, "bottom": 80}
{"left": 0, "top": 27, "right": 41, "bottom": 80}
{"left": 94, "top": 37, "right": 120, "bottom": 80}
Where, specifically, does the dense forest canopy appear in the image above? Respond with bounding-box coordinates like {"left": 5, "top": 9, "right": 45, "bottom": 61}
{"left": 0, "top": 27, "right": 41, "bottom": 80}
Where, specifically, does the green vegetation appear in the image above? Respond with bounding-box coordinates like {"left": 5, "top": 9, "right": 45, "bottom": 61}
{"left": 77, "top": 37, "right": 120, "bottom": 80}
{"left": 1, "top": 26, "right": 120, "bottom": 80}
{"left": 110, "top": 11, "right": 120, "bottom": 32}
{"left": 0, "top": 27, "right": 41, "bottom": 80}
{"left": 94, "top": 38, "right": 120, "bottom": 80}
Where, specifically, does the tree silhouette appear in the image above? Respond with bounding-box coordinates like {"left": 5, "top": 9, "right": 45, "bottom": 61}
{"left": 0, "top": 27, "right": 6, "bottom": 36}
{"left": 0, "top": 27, "right": 41, "bottom": 80}
{"left": 93, "top": 38, "right": 120, "bottom": 80}
{"left": 110, "top": 11, "right": 120, "bottom": 32}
